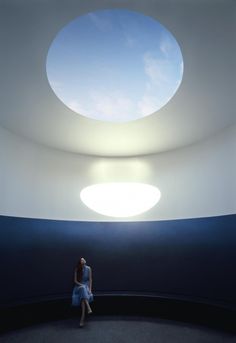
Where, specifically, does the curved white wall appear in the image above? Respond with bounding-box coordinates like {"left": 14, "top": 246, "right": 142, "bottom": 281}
{"left": 0, "top": 124, "right": 235, "bottom": 221}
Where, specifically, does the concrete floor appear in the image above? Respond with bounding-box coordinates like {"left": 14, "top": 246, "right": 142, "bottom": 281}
{"left": 0, "top": 315, "right": 235, "bottom": 343}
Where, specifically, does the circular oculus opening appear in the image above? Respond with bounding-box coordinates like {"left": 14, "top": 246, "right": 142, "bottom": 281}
{"left": 80, "top": 183, "right": 161, "bottom": 217}
{"left": 46, "top": 9, "right": 184, "bottom": 122}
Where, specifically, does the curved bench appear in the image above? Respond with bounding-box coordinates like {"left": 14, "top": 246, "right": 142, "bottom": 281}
{"left": 1, "top": 292, "right": 236, "bottom": 333}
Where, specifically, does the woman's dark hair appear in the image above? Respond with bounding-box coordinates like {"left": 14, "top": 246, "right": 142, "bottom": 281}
{"left": 75, "top": 257, "right": 83, "bottom": 282}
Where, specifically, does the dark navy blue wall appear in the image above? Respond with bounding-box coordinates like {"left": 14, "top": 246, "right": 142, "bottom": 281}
{"left": 0, "top": 214, "right": 235, "bottom": 308}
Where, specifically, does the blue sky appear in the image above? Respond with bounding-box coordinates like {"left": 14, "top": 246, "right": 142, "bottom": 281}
{"left": 46, "top": 9, "right": 183, "bottom": 122}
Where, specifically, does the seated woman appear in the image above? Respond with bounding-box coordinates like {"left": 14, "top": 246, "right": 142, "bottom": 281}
{"left": 72, "top": 257, "right": 93, "bottom": 327}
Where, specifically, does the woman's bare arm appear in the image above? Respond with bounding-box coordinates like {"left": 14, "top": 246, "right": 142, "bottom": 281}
{"left": 74, "top": 268, "right": 83, "bottom": 286}
{"left": 89, "top": 267, "right": 92, "bottom": 292}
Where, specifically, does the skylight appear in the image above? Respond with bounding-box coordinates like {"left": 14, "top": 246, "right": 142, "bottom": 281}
{"left": 46, "top": 9, "right": 183, "bottom": 122}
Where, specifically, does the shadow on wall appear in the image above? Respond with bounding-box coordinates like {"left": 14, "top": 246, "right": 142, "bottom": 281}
{"left": 0, "top": 214, "right": 235, "bottom": 308}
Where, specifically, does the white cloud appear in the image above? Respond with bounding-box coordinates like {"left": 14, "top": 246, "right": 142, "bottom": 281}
{"left": 143, "top": 52, "right": 171, "bottom": 86}
{"left": 159, "top": 35, "right": 173, "bottom": 57}
{"left": 122, "top": 29, "right": 137, "bottom": 48}
{"left": 137, "top": 95, "right": 158, "bottom": 116}
{"left": 50, "top": 80, "right": 63, "bottom": 92}
{"left": 174, "top": 61, "right": 184, "bottom": 88}
{"left": 125, "top": 35, "right": 136, "bottom": 48}
{"left": 90, "top": 90, "right": 134, "bottom": 120}
{"left": 138, "top": 50, "right": 180, "bottom": 115}
{"left": 180, "top": 60, "right": 184, "bottom": 75}
{"left": 65, "top": 92, "right": 135, "bottom": 121}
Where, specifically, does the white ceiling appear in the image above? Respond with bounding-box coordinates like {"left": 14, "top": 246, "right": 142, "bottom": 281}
{"left": 0, "top": 0, "right": 235, "bottom": 157}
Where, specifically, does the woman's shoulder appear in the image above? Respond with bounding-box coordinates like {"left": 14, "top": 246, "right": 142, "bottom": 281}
{"left": 86, "top": 265, "right": 92, "bottom": 270}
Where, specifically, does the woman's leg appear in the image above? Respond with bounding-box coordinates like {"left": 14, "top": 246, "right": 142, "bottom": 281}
{"left": 80, "top": 300, "right": 86, "bottom": 326}
{"left": 84, "top": 299, "right": 92, "bottom": 314}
